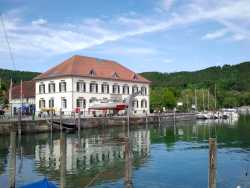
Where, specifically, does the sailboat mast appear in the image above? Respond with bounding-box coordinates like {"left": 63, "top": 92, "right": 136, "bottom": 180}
{"left": 214, "top": 84, "right": 217, "bottom": 110}
{"left": 9, "top": 79, "right": 13, "bottom": 117}
{"left": 202, "top": 89, "right": 205, "bottom": 112}
{"left": 20, "top": 80, "right": 23, "bottom": 116}
{"left": 208, "top": 89, "right": 210, "bottom": 111}
{"left": 195, "top": 89, "right": 197, "bottom": 112}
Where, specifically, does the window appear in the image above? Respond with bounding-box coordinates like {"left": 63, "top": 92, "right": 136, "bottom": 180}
{"left": 101, "top": 83, "right": 109, "bottom": 94}
{"left": 76, "top": 98, "right": 86, "bottom": 108}
{"left": 48, "top": 83, "right": 55, "bottom": 93}
{"left": 76, "top": 81, "right": 86, "bottom": 92}
{"left": 39, "top": 99, "right": 45, "bottom": 109}
{"left": 132, "top": 100, "right": 139, "bottom": 108}
{"left": 59, "top": 81, "right": 67, "bottom": 92}
{"left": 89, "top": 69, "right": 96, "bottom": 76}
{"left": 112, "top": 72, "right": 119, "bottom": 79}
{"left": 123, "top": 85, "right": 129, "bottom": 95}
{"left": 90, "top": 82, "right": 98, "bottom": 93}
{"left": 141, "top": 99, "right": 147, "bottom": 108}
{"left": 132, "top": 86, "right": 138, "bottom": 94}
{"left": 133, "top": 74, "right": 138, "bottom": 80}
{"left": 49, "top": 98, "right": 54, "bottom": 108}
{"left": 61, "top": 98, "right": 67, "bottom": 109}
{"left": 112, "top": 84, "right": 120, "bottom": 94}
{"left": 141, "top": 87, "right": 147, "bottom": 95}
{"left": 39, "top": 83, "right": 45, "bottom": 94}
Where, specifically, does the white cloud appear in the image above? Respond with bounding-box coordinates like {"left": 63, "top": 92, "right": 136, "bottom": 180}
{"left": 162, "top": 59, "right": 173, "bottom": 63}
{"left": 31, "top": 18, "right": 47, "bottom": 26}
{"left": 202, "top": 29, "right": 228, "bottom": 40}
{"left": 1, "top": 0, "right": 250, "bottom": 60}
{"left": 162, "top": 0, "right": 175, "bottom": 10}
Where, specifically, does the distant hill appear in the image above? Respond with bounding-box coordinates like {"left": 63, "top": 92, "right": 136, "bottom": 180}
{"left": 140, "top": 62, "right": 250, "bottom": 92}
{"left": 0, "top": 68, "right": 40, "bottom": 85}
{"left": 0, "top": 62, "right": 250, "bottom": 108}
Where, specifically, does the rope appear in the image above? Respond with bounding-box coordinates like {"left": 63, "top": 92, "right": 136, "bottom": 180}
{"left": 0, "top": 14, "right": 17, "bottom": 71}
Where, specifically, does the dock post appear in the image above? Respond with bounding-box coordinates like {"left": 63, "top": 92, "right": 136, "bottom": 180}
{"left": 60, "top": 109, "right": 62, "bottom": 132}
{"left": 208, "top": 138, "right": 217, "bottom": 188}
{"left": 124, "top": 137, "right": 133, "bottom": 188}
{"left": 9, "top": 129, "right": 16, "bottom": 188}
{"left": 158, "top": 112, "right": 160, "bottom": 126}
{"left": 78, "top": 112, "right": 81, "bottom": 132}
{"left": 50, "top": 110, "right": 53, "bottom": 133}
{"left": 60, "top": 132, "right": 66, "bottom": 188}
{"left": 18, "top": 110, "right": 21, "bottom": 136}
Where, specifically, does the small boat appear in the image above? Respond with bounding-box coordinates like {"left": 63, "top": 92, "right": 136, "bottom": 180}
{"left": 53, "top": 120, "right": 77, "bottom": 131}
{"left": 47, "top": 119, "right": 77, "bottom": 132}
{"left": 196, "top": 112, "right": 209, "bottom": 120}
{"left": 20, "top": 178, "right": 57, "bottom": 188}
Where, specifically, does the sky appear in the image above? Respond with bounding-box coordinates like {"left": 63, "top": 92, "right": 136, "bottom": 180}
{"left": 0, "top": 0, "right": 250, "bottom": 73}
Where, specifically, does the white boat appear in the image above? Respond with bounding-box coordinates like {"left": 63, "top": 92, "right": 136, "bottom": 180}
{"left": 196, "top": 112, "right": 209, "bottom": 119}
{"left": 222, "top": 108, "right": 239, "bottom": 120}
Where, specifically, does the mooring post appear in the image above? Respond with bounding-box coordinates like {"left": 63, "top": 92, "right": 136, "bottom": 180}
{"left": 124, "top": 139, "right": 133, "bottom": 188}
{"left": 145, "top": 112, "right": 148, "bottom": 126}
{"left": 78, "top": 111, "right": 81, "bottom": 132}
{"left": 158, "top": 112, "right": 160, "bottom": 126}
{"left": 209, "top": 138, "right": 217, "bottom": 188}
{"left": 9, "top": 130, "right": 16, "bottom": 188}
{"left": 60, "top": 109, "right": 62, "bottom": 132}
{"left": 60, "top": 132, "right": 66, "bottom": 188}
{"left": 50, "top": 110, "right": 53, "bottom": 133}
{"left": 18, "top": 110, "right": 21, "bottom": 136}
{"left": 73, "top": 112, "right": 76, "bottom": 125}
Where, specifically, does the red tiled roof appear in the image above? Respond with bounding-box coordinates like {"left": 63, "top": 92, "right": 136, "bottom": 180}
{"left": 11, "top": 80, "right": 35, "bottom": 99}
{"left": 35, "top": 55, "right": 151, "bottom": 83}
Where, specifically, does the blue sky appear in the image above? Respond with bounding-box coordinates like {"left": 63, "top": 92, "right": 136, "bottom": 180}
{"left": 0, "top": 0, "right": 250, "bottom": 73}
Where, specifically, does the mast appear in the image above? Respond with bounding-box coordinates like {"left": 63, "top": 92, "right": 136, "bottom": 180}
{"left": 20, "top": 80, "right": 23, "bottom": 116}
{"left": 9, "top": 79, "right": 13, "bottom": 117}
{"left": 195, "top": 89, "right": 197, "bottom": 112}
{"left": 202, "top": 89, "right": 205, "bottom": 112}
{"left": 208, "top": 89, "right": 210, "bottom": 111}
{"left": 214, "top": 84, "right": 217, "bottom": 110}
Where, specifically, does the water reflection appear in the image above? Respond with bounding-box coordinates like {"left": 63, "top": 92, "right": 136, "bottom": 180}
{"left": 1, "top": 116, "right": 250, "bottom": 187}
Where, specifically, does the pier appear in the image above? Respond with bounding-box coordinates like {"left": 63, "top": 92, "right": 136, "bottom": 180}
{"left": 0, "top": 113, "right": 196, "bottom": 135}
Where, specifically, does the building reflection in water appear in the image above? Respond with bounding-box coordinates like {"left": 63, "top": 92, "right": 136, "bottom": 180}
{"left": 34, "top": 128, "right": 150, "bottom": 187}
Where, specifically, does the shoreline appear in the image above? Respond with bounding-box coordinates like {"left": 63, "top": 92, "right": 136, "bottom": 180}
{"left": 0, "top": 113, "right": 196, "bottom": 135}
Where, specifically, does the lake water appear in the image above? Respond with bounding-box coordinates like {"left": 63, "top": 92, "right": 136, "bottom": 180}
{"left": 1, "top": 116, "right": 250, "bottom": 188}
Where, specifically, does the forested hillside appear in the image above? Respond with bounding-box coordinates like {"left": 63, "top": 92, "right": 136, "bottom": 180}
{"left": 0, "top": 68, "right": 40, "bottom": 85}
{"left": 0, "top": 62, "right": 250, "bottom": 110}
{"left": 140, "top": 62, "right": 250, "bottom": 110}
{"left": 0, "top": 69, "right": 40, "bottom": 105}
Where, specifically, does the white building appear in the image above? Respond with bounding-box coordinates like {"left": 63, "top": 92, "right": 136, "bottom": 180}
{"left": 9, "top": 80, "right": 36, "bottom": 115}
{"left": 34, "top": 55, "right": 151, "bottom": 115}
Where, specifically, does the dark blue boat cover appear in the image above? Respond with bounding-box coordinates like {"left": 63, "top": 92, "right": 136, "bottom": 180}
{"left": 20, "top": 178, "right": 57, "bottom": 188}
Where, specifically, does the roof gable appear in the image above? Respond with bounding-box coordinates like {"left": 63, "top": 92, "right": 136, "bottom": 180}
{"left": 35, "top": 55, "right": 151, "bottom": 83}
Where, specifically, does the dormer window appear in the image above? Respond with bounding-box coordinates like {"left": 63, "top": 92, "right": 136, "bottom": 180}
{"left": 112, "top": 72, "right": 119, "bottom": 79}
{"left": 89, "top": 69, "right": 96, "bottom": 76}
{"left": 133, "top": 74, "right": 138, "bottom": 80}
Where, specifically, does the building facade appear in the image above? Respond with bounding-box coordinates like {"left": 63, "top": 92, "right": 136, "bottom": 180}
{"left": 35, "top": 55, "right": 151, "bottom": 115}
{"left": 9, "top": 80, "right": 36, "bottom": 115}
